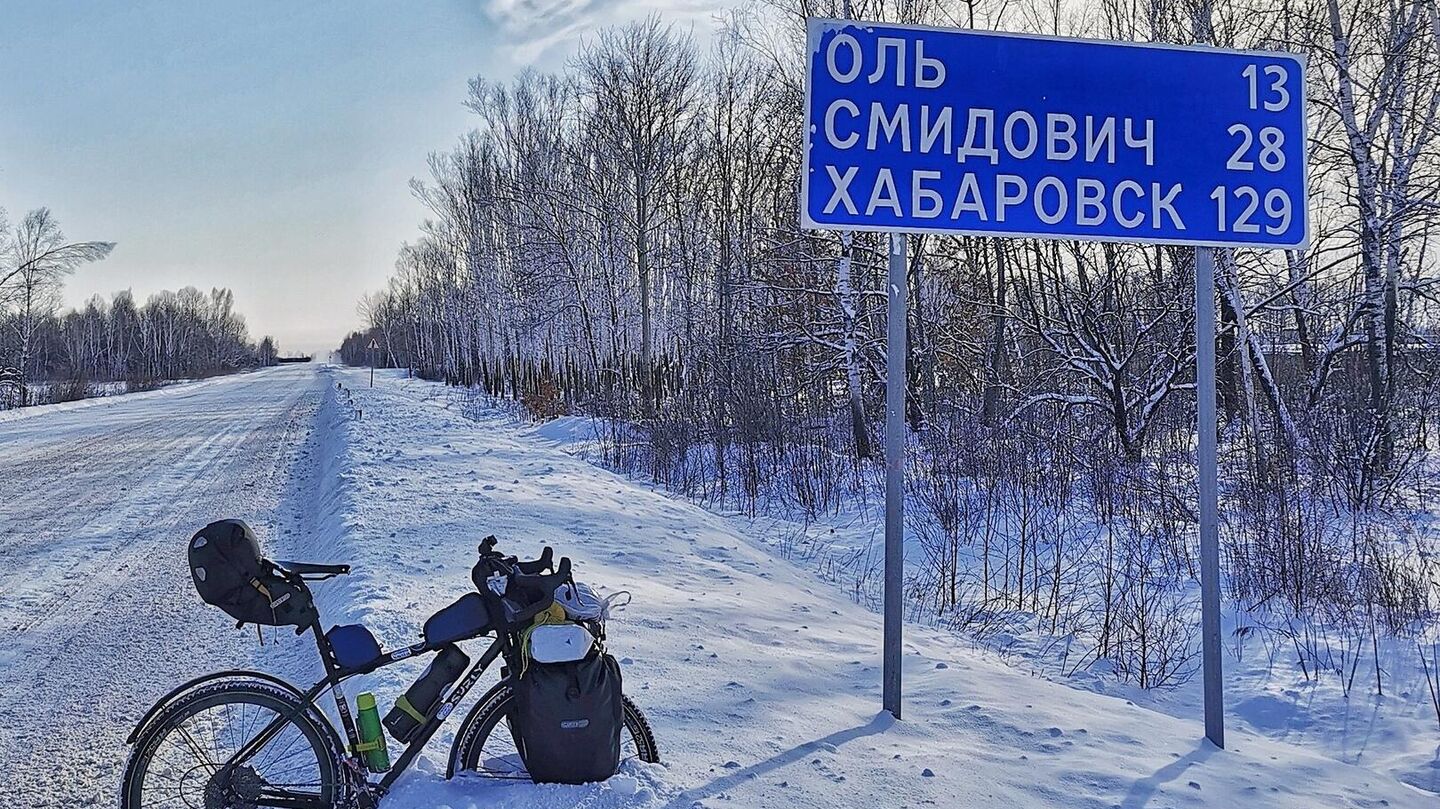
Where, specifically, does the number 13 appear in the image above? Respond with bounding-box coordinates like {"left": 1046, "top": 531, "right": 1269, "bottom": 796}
{"left": 1243, "top": 64, "right": 1290, "bottom": 112}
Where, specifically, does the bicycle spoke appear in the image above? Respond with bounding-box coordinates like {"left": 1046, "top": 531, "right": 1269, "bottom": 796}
{"left": 173, "top": 724, "right": 216, "bottom": 772}
{"left": 255, "top": 722, "right": 307, "bottom": 771}
{"left": 131, "top": 688, "right": 331, "bottom": 809}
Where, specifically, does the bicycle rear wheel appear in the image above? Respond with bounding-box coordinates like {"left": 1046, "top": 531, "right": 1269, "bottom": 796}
{"left": 450, "top": 685, "right": 659, "bottom": 779}
{"left": 122, "top": 680, "right": 341, "bottom": 809}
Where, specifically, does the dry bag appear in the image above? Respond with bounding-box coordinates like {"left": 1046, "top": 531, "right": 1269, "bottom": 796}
{"left": 188, "top": 519, "right": 316, "bottom": 628}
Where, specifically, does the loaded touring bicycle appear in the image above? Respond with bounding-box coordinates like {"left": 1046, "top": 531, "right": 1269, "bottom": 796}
{"left": 122, "top": 520, "right": 659, "bottom": 808}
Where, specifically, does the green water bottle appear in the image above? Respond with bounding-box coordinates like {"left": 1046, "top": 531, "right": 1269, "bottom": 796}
{"left": 355, "top": 692, "right": 391, "bottom": 773}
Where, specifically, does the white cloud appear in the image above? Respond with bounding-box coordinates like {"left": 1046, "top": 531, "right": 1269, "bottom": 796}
{"left": 474, "top": 0, "right": 730, "bottom": 68}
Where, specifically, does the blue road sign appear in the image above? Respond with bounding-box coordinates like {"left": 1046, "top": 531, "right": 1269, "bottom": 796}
{"left": 802, "top": 19, "right": 1308, "bottom": 248}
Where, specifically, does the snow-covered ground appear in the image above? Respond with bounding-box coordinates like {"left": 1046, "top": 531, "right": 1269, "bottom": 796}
{"left": 529, "top": 412, "right": 1440, "bottom": 797}
{"left": 0, "top": 362, "right": 1433, "bottom": 807}
{"left": 0, "top": 374, "right": 229, "bottom": 425}
{"left": 0, "top": 364, "right": 325, "bottom": 807}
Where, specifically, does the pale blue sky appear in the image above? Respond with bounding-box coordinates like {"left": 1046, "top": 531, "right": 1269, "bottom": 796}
{"left": 0, "top": 0, "right": 716, "bottom": 354}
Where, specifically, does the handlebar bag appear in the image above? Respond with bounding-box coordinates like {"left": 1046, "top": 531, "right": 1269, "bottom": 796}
{"left": 512, "top": 651, "right": 623, "bottom": 784}
{"left": 188, "top": 519, "right": 316, "bottom": 628}
{"left": 472, "top": 557, "right": 563, "bottom": 631}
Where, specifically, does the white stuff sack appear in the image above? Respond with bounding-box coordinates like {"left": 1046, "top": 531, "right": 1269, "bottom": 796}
{"left": 555, "top": 581, "right": 605, "bottom": 621}
{"left": 528, "top": 622, "right": 595, "bottom": 664}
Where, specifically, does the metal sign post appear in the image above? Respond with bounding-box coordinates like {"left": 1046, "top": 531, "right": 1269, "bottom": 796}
{"left": 799, "top": 18, "right": 1306, "bottom": 734}
{"left": 883, "top": 232, "right": 908, "bottom": 719}
{"left": 1195, "top": 246, "right": 1224, "bottom": 747}
{"left": 367, "top": 337, "right": 379, "bottom": 388}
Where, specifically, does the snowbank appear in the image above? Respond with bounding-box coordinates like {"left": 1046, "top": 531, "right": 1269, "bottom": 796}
{"left": 308, "top": 367, "right": 1435, "bottom": 807}
{"left": 516, "top": 391, "right": 1440, "bottom": 795}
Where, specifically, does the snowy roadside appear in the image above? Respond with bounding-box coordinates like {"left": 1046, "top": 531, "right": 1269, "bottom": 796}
{"left": 0, "top": 367, "right": 267, "bottom": 425}
{"left": 309, "top": 365, "right": 1433, "bottom": 808}
{"left": 520, "top": 404, "right": 1440, "bottom": 796}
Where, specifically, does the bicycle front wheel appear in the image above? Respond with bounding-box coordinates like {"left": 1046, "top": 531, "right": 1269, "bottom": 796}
{"left": 122, "top": 680, "right": 341, "bottom": 809}
{"left": 450, "top": 685, "right": 659, "bottom": 780}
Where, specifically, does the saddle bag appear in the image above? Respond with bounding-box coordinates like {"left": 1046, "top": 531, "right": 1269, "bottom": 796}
{"left": 188, "top": 519, "right": 316, "bottom": 628}
{"left": 512, "top": 651, "right": 623, "bottom": 784}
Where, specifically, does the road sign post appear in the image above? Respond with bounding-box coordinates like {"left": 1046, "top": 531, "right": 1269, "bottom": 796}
{"left": 800, "top": 18, "right": 1306, "bottom": 736}
{"left": 1195, "top": 246, "right": 1224, "bottom": 747}
{"left": 883, "top": 232, "right": 907, "bottom": 719}
{"left": 367, "top": 337, "right": 379, "bottom": 388}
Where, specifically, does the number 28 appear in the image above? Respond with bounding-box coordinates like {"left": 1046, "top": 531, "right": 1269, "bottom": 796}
{"left": 1243, "top": 64, "right": 1290, "bottom": 112}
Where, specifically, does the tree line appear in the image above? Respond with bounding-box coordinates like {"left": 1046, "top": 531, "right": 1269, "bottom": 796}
{"left": 345, "top": 0, "right": 1440, "bottom": 691}
{"left": 1, "top": 206, "right": 279, "bottom": 408}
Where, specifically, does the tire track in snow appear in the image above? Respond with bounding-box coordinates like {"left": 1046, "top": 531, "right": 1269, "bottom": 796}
{"left": 0, "top": 373, "right": 297, "bottom": 637}
{"left": 0, "top": 366, "right": 325, "bottom": 809}
{"left": 0, "top": 417, "right": 167, "bottom": 561}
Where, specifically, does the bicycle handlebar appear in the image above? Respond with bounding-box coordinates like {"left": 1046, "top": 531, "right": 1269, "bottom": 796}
{"left": 515, "top": 546, "right": 553, "bottom": 575}
{"left": 472, "top": 536, "right": 572, "bottom": 629}
{"left": 476, "top": 536, "right": 555, "bottom": 575}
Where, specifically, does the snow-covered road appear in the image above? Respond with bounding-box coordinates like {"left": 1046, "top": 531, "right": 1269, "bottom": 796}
{"left": 0, "top": 365, "right": 325, "bottom": 808}
{"left": 0, "top": 363, "right": 1433, "bottom": 808}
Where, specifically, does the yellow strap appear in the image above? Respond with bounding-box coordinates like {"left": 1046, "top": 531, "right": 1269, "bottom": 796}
{"left": 394, "top": 695, "right": 427, "bottom": 724}
{"left": 353, "top": 739, "right": 382, "bottom": 753}
{"left": 534, "top": 602, "right": 568, "bottom": 626}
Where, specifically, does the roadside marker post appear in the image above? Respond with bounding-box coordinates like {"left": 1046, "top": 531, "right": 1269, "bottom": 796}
{"left": 800, "top": 19, "right": 1307, "bottom": 740}
{"left": 368, "top": 337, "right": 379, "bottom": 388}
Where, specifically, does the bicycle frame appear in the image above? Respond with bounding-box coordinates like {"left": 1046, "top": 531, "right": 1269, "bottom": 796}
{"left": 226, "top": 616, "right": 525, "bottom": 808}
{"left": 179, "top": 539, "right": 572, "bottom": 808}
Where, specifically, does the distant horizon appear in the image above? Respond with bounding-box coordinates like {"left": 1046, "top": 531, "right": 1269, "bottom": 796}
{"left": 0, "top": 0, "right": 722, "bottom": 357}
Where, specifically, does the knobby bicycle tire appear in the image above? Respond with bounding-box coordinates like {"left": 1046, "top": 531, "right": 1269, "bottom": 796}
{"left": 121, "top": 679, "right": 343, "bottom": 809}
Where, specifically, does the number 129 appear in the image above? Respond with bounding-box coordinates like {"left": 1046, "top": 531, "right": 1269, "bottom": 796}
{"left": 1211, "top": 185, "right": 1292, "bottom": 235}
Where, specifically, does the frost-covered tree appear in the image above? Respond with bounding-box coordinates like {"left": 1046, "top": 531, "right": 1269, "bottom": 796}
{"left": 350, "top": 0, "right": 1440, "bottom": 689}
{"left": 0, "top": 208, "right": 113, "bottom": 405}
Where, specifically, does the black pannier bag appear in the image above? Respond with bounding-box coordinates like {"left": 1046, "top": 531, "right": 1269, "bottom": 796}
{"left": 512, "top": 652, "right": 623, "bottom": 784}
{"left": 188, "top": 519, "right": 316, "bottom": 628}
